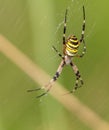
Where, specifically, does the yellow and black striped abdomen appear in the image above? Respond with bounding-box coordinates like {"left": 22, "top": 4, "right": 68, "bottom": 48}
{"left": 64, "top": 35, "right": 80, "bottom": 56}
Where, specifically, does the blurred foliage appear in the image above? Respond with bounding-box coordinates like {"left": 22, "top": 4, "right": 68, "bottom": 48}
{"left": 0, "top": 0, "right": 109, "bottom": 130}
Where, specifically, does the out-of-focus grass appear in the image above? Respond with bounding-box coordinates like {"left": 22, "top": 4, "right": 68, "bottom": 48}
{"left": 0, "top": 0, "right": 109, "bottom": 130}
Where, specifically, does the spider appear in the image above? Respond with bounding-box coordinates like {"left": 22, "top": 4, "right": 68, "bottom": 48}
{"left": 27, "top": 6, "right": 86, "bottom": 98}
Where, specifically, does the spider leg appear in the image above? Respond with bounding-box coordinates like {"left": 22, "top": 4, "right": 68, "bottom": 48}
{"left": 63, "top": 9, "right": 68, "bottom": 45}
{"left": 80, "top": 6, "right": 85, "bottom": 43}
{"left": 52, "top": 45, "right": 64, "bottom": 59}
{"left": 70, "top": 62, "right": 83, "bottom": 92}
{"left": 28, "top": 60, "right": 66, "bottom": 98}
{"left": 76, "top": 39, "right": 86, "bottom": 58}
{"left": 27, "top": 88, "right": 41, "bottom": 92}
{"left": 37, "top": 60, "right": 66, "bottom": 98}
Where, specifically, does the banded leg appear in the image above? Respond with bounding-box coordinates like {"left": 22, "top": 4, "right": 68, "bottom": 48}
{"left": 80, "top": 6, "right": 85, "bottom": 43}
{"left": 52, "top": 45, "right": 64, "bottom": 59}
{"left": 63, "top": 9, "right": 68, "bottom": 45}
{"left": 27, "top": 60, "right": 66, "bottom": 98}
{"left": 70, "top": 62, "right": 83, "bottom": 92}
{"left": 76, "top": 39, "right": 86, "bottom": 58}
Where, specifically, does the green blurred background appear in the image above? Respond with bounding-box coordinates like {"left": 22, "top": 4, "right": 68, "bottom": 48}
{"left": 0, "top": 0, "right": 109, "bottom": 130}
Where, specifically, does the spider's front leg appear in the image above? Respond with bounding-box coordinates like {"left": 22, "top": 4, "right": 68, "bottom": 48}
{"left": 70, "top": 62, "right": 83, "bottom": 92}
{"left": 27, "top": 59, "right": 66, "bottom": 98}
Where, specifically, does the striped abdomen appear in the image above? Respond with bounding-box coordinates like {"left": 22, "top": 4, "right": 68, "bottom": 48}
{"left": 64, "top": 35, "right": 80, "bottom": 56}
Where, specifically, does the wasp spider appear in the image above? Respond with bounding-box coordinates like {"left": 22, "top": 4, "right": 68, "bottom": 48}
{"left": 27, "top": 6, "right": 86, "bottom": 98}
